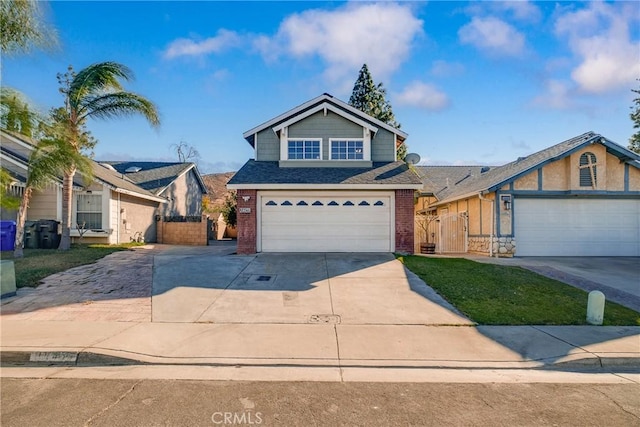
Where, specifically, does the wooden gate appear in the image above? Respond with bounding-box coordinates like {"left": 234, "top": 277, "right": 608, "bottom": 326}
{"left": 438, "top": 212, "right": 468, "bottom": 253}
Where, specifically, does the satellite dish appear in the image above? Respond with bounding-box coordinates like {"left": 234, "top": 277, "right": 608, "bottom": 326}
{"left": 404, "top": 153, "right": 421, "bottom": 165}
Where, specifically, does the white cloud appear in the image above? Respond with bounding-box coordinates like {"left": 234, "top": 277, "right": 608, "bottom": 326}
{"left": 163, "top": 29, "right": 242, "bottom": 59}
{"left": 532, "top": 79, "right": 573, "bottom": 109}
{"left": 458, "top": 16, "right": 525, "bottom": 57}
{"left": 554, "top": 2, "right": 640, "bottom": 94}
{"left": 394, "top": 81, "right": 450, "bottom": 111}
{"left": 493, "top": 1, "right": 541, "bottom": 22}
{"left": 430, "top": 60, "right": 465, "bottom": 78}
{"left": 253, "top": 3, "right": 423, "bottom": 85}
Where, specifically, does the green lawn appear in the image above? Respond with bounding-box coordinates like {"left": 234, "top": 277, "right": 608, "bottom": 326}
{"left": 399, "top": 256, "right": 640, "bottom": 326}
{"left": 1, "top": 243, "right": 144, "bottom": 288}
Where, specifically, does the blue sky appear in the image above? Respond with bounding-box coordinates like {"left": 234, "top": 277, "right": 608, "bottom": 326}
{"left": 3, "top": 1, "right": 639, "bottom": 173}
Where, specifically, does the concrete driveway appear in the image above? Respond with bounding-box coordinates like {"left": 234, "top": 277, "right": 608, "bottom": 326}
{"left": 152, "top": 249, "right": 472, "bottom": 325}
{"left": 468, "top": 256, "right": 640, "bottom": 312}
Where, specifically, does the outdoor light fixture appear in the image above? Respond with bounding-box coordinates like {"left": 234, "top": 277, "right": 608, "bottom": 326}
{"left": 501, "top": 195, "right": 512, "bottom": 210}
{"left": 242, "top": 195, "right": 251, "bottom": 202}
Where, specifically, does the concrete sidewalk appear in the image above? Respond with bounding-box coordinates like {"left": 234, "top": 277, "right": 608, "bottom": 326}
{"left": 1, "top": 319, "right": 639, "bottom": 371}
{"left": 2, "top": 247, "right": 639, "bottom": 381}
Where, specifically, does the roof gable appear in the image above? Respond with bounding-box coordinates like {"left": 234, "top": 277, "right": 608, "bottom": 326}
{"left": 419, "top": 132, "right": 640, "bottom": 204}
{"left": 103, "top": 161, "right": 207, "bottom": 195}
{"left": 242, "top": 93, "right": 407, "bottom": 148}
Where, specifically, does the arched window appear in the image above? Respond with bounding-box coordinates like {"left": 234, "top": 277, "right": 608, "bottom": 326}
{"left": 579, "top": 152, "right": 597, "bottom": 187}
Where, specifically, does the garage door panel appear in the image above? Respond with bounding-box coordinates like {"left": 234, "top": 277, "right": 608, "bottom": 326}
{"left": 259, "top": 192, "right": 393, "bottom": 252}
{"left": 515, "top": 198, "right": 640, "bottom": 256}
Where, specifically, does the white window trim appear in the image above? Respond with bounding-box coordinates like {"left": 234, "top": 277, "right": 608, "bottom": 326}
{"left": 329, "top": 138, "right": 369, "bottom": 161}
{"left": 73, "top": 191, "right": 106, "bottom": 231}
{"left": 285, "top": 137, "right": 323, "bottom": 161}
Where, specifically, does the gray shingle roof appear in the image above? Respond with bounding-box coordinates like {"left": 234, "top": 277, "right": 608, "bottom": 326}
{"left": 415, "top": 165, "right": 494, "bottom": 196}
{"left": 102, "top": 161, "right": 207, "bottom": 195}
{"left": 228, "top": 160, "right": 423, "bottom": 187}
{"left": 417, "top": 132, "right": 640, "bottom": 204}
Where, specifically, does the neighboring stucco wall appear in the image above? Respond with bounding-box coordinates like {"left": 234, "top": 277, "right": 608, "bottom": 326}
{"left": 541, "top": 158, "right": 569, "bottom": 190}
{"left": 630, "top": 164, "right": 640, "bottom": 190}
{"left": 160, "top": 169, "right": 203, "bottom": 216}
{"left": 27, "top": 184, "right": 58, "bottom": 221}
{"left": 119, "top": 193, "right": 158, "bottom": 244}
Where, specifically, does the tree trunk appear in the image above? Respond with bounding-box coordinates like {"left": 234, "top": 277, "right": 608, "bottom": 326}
{"left": 58, "top": 167, "right": 76, "bottom": 250}
{"left": 13, "top": 186, "right": 33, "bottom": 258}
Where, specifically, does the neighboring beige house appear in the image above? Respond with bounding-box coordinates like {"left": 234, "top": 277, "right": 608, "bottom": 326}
{"left": 1, "top": 129, "right": 207, "bottom": 245}
{"left": 415, "top": 132, "right": 640, "bottom": 257}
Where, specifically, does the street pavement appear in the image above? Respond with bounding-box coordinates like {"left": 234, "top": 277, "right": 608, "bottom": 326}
{"left": 2, "top": 379, "right": 639, "bottom": 427}
{"left": 1, "top": 243, "right": 639, "bottom": 382}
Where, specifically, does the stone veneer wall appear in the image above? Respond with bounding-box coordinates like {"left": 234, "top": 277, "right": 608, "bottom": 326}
{"left": 468, "top": 236, "right": 516, "bottom": 257}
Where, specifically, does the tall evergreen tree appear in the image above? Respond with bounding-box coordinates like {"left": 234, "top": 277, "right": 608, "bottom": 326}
{"left": 348, "top": 64, "right": 406, "bottom": 160}
{"left": 629, "top": 82, "right": 640, "bottom": 154}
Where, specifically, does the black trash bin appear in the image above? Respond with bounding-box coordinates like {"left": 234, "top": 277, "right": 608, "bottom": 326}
{"left": 24, "top": 220, "right": 40, "bottom": 249}
{"left": 38, "top": 220, "right": 61, "bottom": 249}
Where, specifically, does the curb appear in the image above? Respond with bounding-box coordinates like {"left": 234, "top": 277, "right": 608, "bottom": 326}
{"left": 2, "top": 350, "right": 639, "bottom": 371}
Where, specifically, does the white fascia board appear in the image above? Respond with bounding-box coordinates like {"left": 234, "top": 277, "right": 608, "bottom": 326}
{"left": 272, "top": 102, "right": 379, "bottom": 134}
{"left": 242, "top": 94, "right": 330, "bottom": 139}
{"left": 431, "top": 190, "right": 491, "bottom": 207}
{"left": 113, "top": 187, "right": 167, "bottom": 203}
{"left": 227, "top": 183, "right": 424, "bottom": 190}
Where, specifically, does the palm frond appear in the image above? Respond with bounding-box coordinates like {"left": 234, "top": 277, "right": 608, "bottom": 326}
{"left": 27, "top": 136, "right": 92, "bottom": 190}
{"left": 69, "top": 62, "right": 133, "bottom": 110}
{"left": 80, "top": 92, "right": 160, "bottom": 127}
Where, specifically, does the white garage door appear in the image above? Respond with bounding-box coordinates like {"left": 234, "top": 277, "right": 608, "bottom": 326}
{"left": 259, "top": 191, "right": 393, "bottom": 252}
{"left": 514, "top": 198, "right": 640, "bottom": 256}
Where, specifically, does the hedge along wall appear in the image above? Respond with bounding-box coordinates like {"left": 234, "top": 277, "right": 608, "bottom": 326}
{"left": 157, "top": 215, "right": 208, "bottom": 246}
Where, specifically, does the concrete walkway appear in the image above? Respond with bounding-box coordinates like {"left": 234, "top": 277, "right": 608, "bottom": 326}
{"left": 1, "top": 243, "right": 639, "bottom": 380}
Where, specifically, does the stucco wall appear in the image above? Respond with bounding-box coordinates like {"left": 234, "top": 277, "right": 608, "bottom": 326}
{"left": 541, "top": 159, "right": 569, "bottom": 190}
{"left": 118, "top": 193, "right": 159, "bottom": 243}
{"left": 160, "top": 170, "right": 203, "bottom": 217}
{"left": 630, "top": 164, "right": 640, "bottom": 190}
{"left": 27, "top": 184, "right": 58, "bottom": 221}
{"left": 514, "top": 170, "right": 537, "bottom": 190}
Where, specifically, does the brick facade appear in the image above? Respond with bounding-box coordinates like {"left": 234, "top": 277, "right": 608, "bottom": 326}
{"left": 236, "top": 189, "right": 257, "bottom": 254}
{"left": 157, "top": 216, "right": 208, "bottom": 246}
{"left": 394, "top": 189, "right": 415, "bottom": 254}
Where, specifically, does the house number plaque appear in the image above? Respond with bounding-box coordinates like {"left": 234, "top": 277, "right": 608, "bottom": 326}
{"left": 239, "top": 207, "right": 251, "bottom": 214}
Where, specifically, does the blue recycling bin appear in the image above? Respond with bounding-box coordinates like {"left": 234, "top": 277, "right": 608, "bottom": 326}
{"left": 0, "top": 221, "right": 17, "bottom": 251}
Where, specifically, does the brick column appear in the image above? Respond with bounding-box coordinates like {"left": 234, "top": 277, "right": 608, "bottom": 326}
{"left": 236, "top": 189, "right": 257, "bottom": 254}
{"left": 395, "top": 189, "right": 415, "bottom": 254}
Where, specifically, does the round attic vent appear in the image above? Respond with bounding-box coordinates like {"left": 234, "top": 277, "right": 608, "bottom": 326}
{"left": 125, "top": 166, "right": 142, "bottom": 173}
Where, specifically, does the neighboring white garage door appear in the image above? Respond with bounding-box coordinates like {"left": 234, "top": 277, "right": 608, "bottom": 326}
{"left": 259, "top": 191, "right": 393, "bottom": 252}
{"left": 514, "top": 198, "right": 640, "bottom": 256}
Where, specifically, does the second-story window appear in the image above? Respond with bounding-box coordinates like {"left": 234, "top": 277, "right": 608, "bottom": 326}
{"left": 330, "top": 139, "right": 364, "bottom": 160}
{"left": 288, "top": 139, "right": 321, "bottom": 160}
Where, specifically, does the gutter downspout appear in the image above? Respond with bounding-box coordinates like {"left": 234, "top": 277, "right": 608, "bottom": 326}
{"left": 478, "top": 193, "right": 494, "bottom": 257}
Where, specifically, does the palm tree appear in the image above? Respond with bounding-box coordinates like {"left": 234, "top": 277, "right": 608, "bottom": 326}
{"left": 0, "top": 0, "right": 58, "bottom": 57}
{"left": 55, "top": 62, "right": 160, "bottom": 250}
{"left": 13, "top": 132, "right": 91, "bottom": 257}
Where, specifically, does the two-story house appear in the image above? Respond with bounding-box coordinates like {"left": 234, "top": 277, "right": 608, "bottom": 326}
{"left": 227, "top": 93, "right": 423, "bottom": 254}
